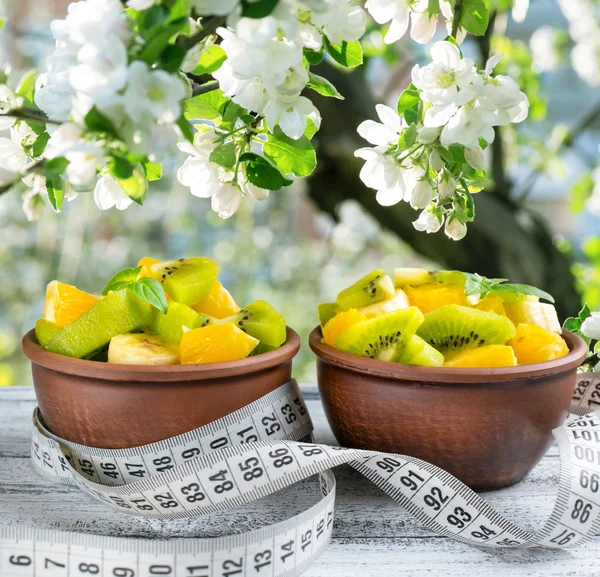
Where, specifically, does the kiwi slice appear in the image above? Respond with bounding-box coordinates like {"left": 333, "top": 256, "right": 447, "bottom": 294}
{"left": 318, "top": 302, "right": 339, "bottom": 327}
{"left": 149, "top": 258, "right": 219, "bottom": 305}
{"left": 35, "top": 319, "right": 61, "bottom": 347}
{"left": 394, "top": 268, "right": 466, "bottom": 288}
{"left": 150, "top": 301, "right": 211, "bottom": 344}
{"left": 397, "top": 335, "right": 444, "bottom": 367}
{"left": 221, "top": 300, "right": 286, "bottom": 348}
{"left": 335, "top": 307, "right": 424, "bottom": 362}
{"left": 45, "top": 290, "right": 151, "bottom": 359}
{"left": 417, "top": 304, "right": 516, "bottom": 359}
{"left": 337, "top": 269, "right": 395, "bottom": 311}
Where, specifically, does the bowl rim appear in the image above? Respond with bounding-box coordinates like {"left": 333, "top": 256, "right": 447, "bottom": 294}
{"left": 308, "top": 326, "right": 588, "bottom": 384}
{"left": 22, "top": 326, "right": 301, "bottom": 382}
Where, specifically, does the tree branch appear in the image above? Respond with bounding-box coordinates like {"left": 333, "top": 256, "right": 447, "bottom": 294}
{"left": 177, "top": 16, "right": 226, "bottom": 51}
{"left": 192, "top": 81, "right": 220, "bottom": 97}
{"left": 0, "top": 107, "right": 61, "bottom": 125}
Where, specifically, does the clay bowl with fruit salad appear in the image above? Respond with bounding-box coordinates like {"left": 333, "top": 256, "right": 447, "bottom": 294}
{"left": 23, "top": 257, "right": 299, "bottom": 449}
{"left": 310, "top": 267, "right": 588, "bottom": 491}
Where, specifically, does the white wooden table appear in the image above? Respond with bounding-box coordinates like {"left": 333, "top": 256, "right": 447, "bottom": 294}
{"left": 1, "top": 385, "right": 599, "bottom": 576}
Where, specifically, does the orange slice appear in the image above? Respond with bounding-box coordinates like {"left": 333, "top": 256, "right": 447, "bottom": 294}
{"left": 137, "top": 257, "right": 162, "bottom": 279}
{"left": 322, "top": 309, "right": 367, "bottom": 347}
{"left": 509, "top": 323, "right": 569, "bottom": 365}
{"left": 474, "top": 296, "right": 506, "bottom": 317}
{"left": 192, "top": 281, "right": 240, "bottom": 319}
{"left": 444, "top": 345, "right": 517, "bottom": 368}
{"left": 43, "top": 281, "right": 101, "bottom": 328}
{"left": 404, "top": 284, "right": 467, "bottom": 314}
{"left": 180, "top": 323, "right": 258, "bottom": 365}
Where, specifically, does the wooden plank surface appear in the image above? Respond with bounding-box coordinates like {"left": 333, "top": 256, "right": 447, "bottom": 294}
{"left": 0, "top": 385, "right": 599, "bottom": 576}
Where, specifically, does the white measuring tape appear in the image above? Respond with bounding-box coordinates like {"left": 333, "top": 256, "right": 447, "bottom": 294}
{"left": 1, "top": 374, "right": 600, "bottom": 576}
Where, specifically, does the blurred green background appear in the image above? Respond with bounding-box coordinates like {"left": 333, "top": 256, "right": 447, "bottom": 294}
{"left": 0, "top": 0, "right": 599, "bottom": 386}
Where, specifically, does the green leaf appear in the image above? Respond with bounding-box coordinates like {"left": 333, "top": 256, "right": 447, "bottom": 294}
{"left": 167, "top": 0, "right": 190, "bottom": 22}
{"left": 428, "top": 0, "right": 440, "bottom": 14}
{"left": 239, "top": 152, "right": 293, "bottom": 190}
{"left": 563, "top": 317, "right": 581, "bottom": 332}
{"left": 306, "top": 73, "right": 344, "bottom": 99}
{"left": 130, "top": 278, "right": 168, "bottom": 314}
{"left": 398, "top": 124, "right": 417, "bottom": 149}
{"left": 109, "top": 155, "right": 135, "bottom": 180}
{"left": 176, "top": 115, "right": 194, "bottom": 142}
{"left": 0, "top": 19, "right": 5, "bottom": 31}
{"left": 241, "top": 0, "right": 279, "bottom": 18}
{"left": 220, "top": 102, "right": 244, "bottom": 131}
{"left": 32, "top": 132, "right": 50, "bottom": 158}
{"left": 463, "top": 272, "right": 507, "bottom": 296}
{"left": 46, "top": 176, "right": 64, "bottom": 213}
{"left": 16, "top": 69, "right": 37, "bottom": 106}
{"left": 139, "top": 4, "right": 170, "bottom": 32}
{"left": 264, "top": 126, "right": 317, "bottom": 177}
{"left": 459, "top": 0, "right": 489, "bottom": 36}
{"left": 84, "top": 107, "right": 119, "bottom": 138}
{"left": 397, "top": 84, "right": 420, "bottom": 124}
{"left": 209, "top": 141, "right": 237, "bottom": 169}
{"left": 44, "top": 157, "right": 70, "bottom": 177}
{"left": 305, "top": 118, "right": 318, "bottom": 140}
{"left": 490, "top": 283, "right": 555, "bottom": 303}
{"left": 570, "top": 173, "right": 594, "bottom": 213}
{"left": 159, "top": 43, "right": 187, "bottom": 73}
{"left": 143, "top": 161, "right": 163, "bottom": 181}
{"left": 139, "top": 17, "right": 188, "bottom": 64}
{"left": 102, "top": 267, "right": 143, "bottom": 296}
{"left": 304, "top": 48, "right": 324, "bottom": 65}
{"left": 117, "top": 166, "right": 148, "bottom": 205}
{"left": 184, "top": 89, "right": 228, "bottom": 121}
{"left": 323, "top": 38, "right": 363, "bottom": 68}
{"left": 193, "top": 45, "right": 227, "bottom": 75}
{"left": 579, "top": 303, "right": 592, "bottom": 322}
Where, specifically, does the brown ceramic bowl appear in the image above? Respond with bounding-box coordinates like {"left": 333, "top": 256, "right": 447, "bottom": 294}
{"left": 23, "top": 327, "right": 300, "bottom": 449}
{"left": 309, "top": 327, "right": 587, "bottom": 491}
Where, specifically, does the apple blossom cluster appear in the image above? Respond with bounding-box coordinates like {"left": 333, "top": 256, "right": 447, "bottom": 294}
{"left": 557, "top": 0, "right": 600, "bottom": 87}
{"left": 355, "top": 41, "right": 529, "bottom": 241}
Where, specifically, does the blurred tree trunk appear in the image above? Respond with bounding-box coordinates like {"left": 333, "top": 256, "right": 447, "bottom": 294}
{"left": 306, "top": 64, "right": 581, "bottom": 320}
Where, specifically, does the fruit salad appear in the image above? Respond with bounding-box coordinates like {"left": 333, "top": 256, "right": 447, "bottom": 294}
{"left": 318, "top": 268, "right": 570, "bottom": 368}
{"left": 35, "top": 257, "right": 287, "bottom": 365}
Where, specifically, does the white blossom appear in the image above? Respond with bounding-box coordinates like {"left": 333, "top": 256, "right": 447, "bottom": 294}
{"left": 123, "top": 61, "right": 186, "bottom": 124}
{"left": 511, "top": 0, "right": 529, "bottom": 23}
{"left": 530, "top": 27, "right": 561, "bottom": 73}
{"left": 0, "top": 85, "right": 23, "bottom": 131}
{"left": 438, "top": 172, "right": 456, "bottom": 198}
{"left": 464, "top": 145, "right": 485, "bottom": 170}
{"left": 0, "top": 137, "right": 28, "bottom": 184}
{"left": 211, "top": 182, "right": 243, "bottom": 218}
{"left": 413, "top": 209, "right": 443, "bottom": 233}
{"left": 127, "top": 0, "right": 154, "bottom": 9}
{"left": 94, "top": 174, "right": 133, "bottom": 211}
{"left": 410, "top": 179, "right": 434, "bottom": 209}
{"left": 65, "top": 0, "right": 130, "bottom": 47}
{"left": 176, "top": 132, "right": 222, "bottom": 199}
{"left": 311, "top": 0, "right": 367, "bottom": 44}
{"left": 65, "top": 142, "right": 104, "bottom": 190}
{"left": 581, "top": 312, "right": 600, "bottom": 341}
{"left": 445, "top": 217, "right": 467, "bottom": 240}
{"left": 429, "top": 149, "right": 444, "bottom": 171}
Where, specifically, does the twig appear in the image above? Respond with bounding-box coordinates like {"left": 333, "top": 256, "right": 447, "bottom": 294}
{"left": 177, "top": 16, "right": 226, "bottom": 51}
{"left": 0, "top": 107, "right": 61, "bottom": 125}
{"left": 451, "top": 0, "right": 463, "bottom": 39}
{"left": 192, "top": 81, "right": 220, "bottom": 97}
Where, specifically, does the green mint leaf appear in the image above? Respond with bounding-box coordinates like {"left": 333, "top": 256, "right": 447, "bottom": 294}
{"left": 306, "top": 73, "right": 344, "bottom": 99}
{"left": 563, "top": 317, "right": 581, "bottom": 332}
{"left": 84, "top": 107, "right": 120, "bottom": 138}
{"left": 323, "top": 38, "right": 363, "bottom": 68}
{"left": 130, "top": 278, "right": 168, "bottom": 314}
{"left": 44, "top": 157, "right": 70, "bottom": 177}
{"left": 102, "top": 267, "right": 143, "bottom": 296}
{"left": 241, "top": 0, "right": 279, "bottom": 18}
{"left": 143, "top": 161, "right": 162, "bottom": 181}
{"left": 492, "top": 283, "right": 555, "bottom": 303}
{"left": 397, "top": 85, "right": 420, "bottom": 124}
{"left": 459, "top": 0, "right": 489, "bottom": 36}
{"left": 209, "top": 141, "right": 238, "bottom": 169}
{"left": 579, "top": 303, "right": 592, "bottom": 321}
{"left": 462, "top": 273, "right": 507, "bottom": 297}
{"left": 46, "top": 176, "right": 64, "bottom": 213}
{"left": 193, "top": 45, "right": 227, "bottom": 75}
{"left": 304, "top": 48, "right": 324, "bottom": 65}
{"left": 239, "top": 152, "right": 293, "bottom": 190}
{"left": 264, "top": 126, "right": 316, "bottom": 177}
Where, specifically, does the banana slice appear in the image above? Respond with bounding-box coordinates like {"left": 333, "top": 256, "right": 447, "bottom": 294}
{"left": 108, "top": 333, "right": 180, "bottom": 366}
